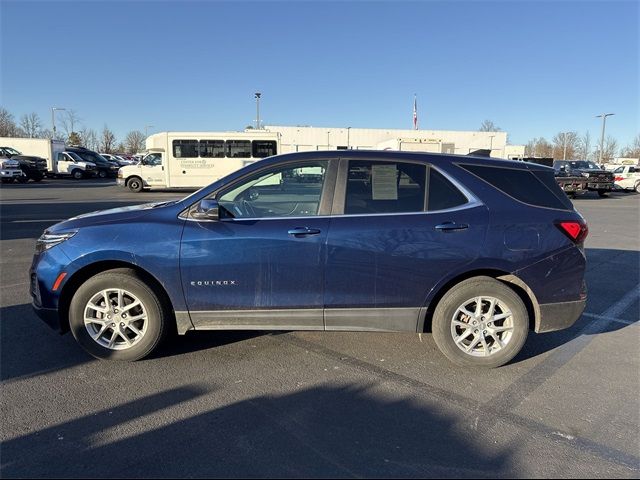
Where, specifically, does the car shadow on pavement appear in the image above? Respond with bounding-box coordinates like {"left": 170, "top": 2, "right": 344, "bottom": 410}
{"left": 0, "top": 383, "right": 514, "bottom": 478}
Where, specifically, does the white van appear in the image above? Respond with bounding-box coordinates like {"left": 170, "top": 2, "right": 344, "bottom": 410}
{"left": 117, "top": 131, "right": 280, "bottom": 192}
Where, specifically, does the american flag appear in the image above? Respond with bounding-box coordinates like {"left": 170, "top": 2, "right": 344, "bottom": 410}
{"left": 413, "top": 95, "right": 418, "bottom": 130}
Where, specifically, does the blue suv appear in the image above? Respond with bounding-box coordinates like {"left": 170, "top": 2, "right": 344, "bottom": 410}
{"left": 30, "top": 151, "right": 588, "bottom": 367}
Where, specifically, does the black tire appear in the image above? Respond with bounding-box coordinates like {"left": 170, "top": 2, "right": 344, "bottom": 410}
{"left": 68, "top": 269, "right": 169, "bottom": 361}
{"left": 32, "top": 173, "right": 43, "bottom": 182}
{"left": 71, "top": 169, "right": 84, "bottom": 180}
{"left": 127, "top": 176, "right": 144, "bottom": 193}
{"left": 431, "top": 276, "right": 529, "bottom": 368}
{"left": 635, "top": 181, "right": 640, "bottom": 194}
{"left": 16, "top": 175, "right": 28, "bottom": 184}
{"left": 98, "top": 170, "right": 107, "bottom": 179}
{"left": 597, "top": 190, "right": 608, "bottom": 197}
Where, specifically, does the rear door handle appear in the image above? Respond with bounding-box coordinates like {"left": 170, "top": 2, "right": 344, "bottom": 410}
{"left": 435, "top": 222, "right": 469, "bottom": 232}
{"left": 288, "top": 227, "right": 321, "bottom": 237}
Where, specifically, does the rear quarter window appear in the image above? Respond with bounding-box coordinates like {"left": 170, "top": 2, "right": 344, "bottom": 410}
{"left": 460, "top": 164, "right": 572, "bottom": 210}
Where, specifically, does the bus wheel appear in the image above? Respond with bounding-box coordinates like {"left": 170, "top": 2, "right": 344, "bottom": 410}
{"left": 127, "top": 177, "right": 144, "bottom": 193}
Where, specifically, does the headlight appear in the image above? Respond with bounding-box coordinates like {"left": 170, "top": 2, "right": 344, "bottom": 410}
{"left": 35, "top": 230, "right": 77, "bottom": 254}
{"left": 582, "top": 173, "right": 590, "bottom": 178}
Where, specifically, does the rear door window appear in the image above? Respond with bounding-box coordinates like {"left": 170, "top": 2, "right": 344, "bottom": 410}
{"left": 344, "top": 161, "right": 426, "bottom": 214}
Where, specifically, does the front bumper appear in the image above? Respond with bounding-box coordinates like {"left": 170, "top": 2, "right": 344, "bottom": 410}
{"left": 1, "top": 170, "right": 23, "bottom": 178}
{"left": 117, "top": 177, "right": 125, "bottom": 186}
{"left": 536, "top": 298, "right": 587, "bottom": 333}
{"left": 32, "top": 303, "right": 62, "bottom": 331}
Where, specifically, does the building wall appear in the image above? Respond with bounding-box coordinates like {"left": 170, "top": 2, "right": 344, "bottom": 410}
{"left": 264, "top": 125, "right": 519, "bottom": 159}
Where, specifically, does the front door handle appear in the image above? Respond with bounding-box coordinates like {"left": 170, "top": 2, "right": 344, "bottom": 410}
{"left": 288, "top": 227, "right": 321, "bottom": 237}
{"left": 435, "top": 222, "right": 469, "bottom": 232}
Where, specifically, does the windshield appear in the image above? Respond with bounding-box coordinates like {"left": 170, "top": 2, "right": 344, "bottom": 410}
{"left": 66, "top": 152, "right": 85, "bottom": 162}
{"left": 569, "top": 161, "right": 600, "bottom": 170}
{"left": 5, "top": 147, "right": 21, "bottom": 155}
{"left": 75, "top": 150, "right": 109, "bottom": 164}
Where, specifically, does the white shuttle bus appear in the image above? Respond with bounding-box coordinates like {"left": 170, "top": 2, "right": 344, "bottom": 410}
{"left": 117, "top": 131, "right": 280, "bottom": 192}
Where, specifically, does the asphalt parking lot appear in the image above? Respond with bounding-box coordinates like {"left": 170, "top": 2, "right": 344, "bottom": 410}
{"left": 1, "top": 179, "right": 639, "bottom": 478}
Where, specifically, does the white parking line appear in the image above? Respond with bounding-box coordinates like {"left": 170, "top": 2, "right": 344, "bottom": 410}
{"left": 582, "top": 312, "right": 637, "bottom": 326}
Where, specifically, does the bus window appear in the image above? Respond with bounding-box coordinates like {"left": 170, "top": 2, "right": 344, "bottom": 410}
{"left": 173, "top": 140, "right": 199, "bottom": 158}
{"left": 252, "top": 140, "right": 277, "bottom": 158}
{"left": 200, "top": 140, "right": 225, "bottom": 158}
{"left": 226, "top": 140, "right": 251, "bottom": 158}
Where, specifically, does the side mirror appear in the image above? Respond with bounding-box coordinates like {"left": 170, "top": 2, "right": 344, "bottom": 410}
{"left": 192, "top": 199, "right": 219, "bottom": 221}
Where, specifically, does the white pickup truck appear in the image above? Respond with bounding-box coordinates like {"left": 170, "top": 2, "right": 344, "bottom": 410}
{"left": 612, "top": 165, "right": 640, "bottom": 193}
{"left": 0, "top": 157, "right": 24, "bottom": 183}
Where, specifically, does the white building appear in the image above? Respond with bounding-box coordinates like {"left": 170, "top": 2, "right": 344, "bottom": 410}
{"left": 265, "top": 125, "right": 525, "bottom": 159}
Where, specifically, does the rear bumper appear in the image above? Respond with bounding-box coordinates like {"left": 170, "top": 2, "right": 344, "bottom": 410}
{"left": 536, "top": 299, "right": 586, "bottom": 333}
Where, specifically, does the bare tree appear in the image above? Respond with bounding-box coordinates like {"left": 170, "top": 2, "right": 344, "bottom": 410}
{"left": 601, "top": 135, "right": 618, "bottom": 163}
{"left": 100, "top": 125, "right": 117, "bottom": 153}
{"left": 525, "top": 137, "right": 553, "bottom": 158}
{"left": 19, "top": 112, "right": 42, "bottom": 138}
{"left": 39, "top": 128, "right": 54, "bottom": 139}
{"left": 551, "top": 131, "right": 579, "bottom": 160}
{"left": 576, "top": 131, "right": 592, "bottom": 160}
{"left": 79, "top": 127, "right": 99, "bottom": 151}
{"left": 0, "top": 107, "right": 20, "bottom": 136}
{"left": 479, "top": 120, "right": 501, "bottom": 132}
{"left": 124, "top": 130, "right": 146, "bottom": 154}
{"left": 60, "top": 109, "right": 81, "bottom": 136}
{"left": 620, "top": 134, "right": 640, "bottom": 158}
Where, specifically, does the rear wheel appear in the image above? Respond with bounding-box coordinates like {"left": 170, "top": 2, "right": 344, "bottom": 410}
{"left": 431, "top": 276, "right": 529, "bottom": 368}
{"left": 127, "top": 176, "right": 144, "bottom": 193}
{"left": 68, "top": 269, "right": 169, "bottom": 361}
{"left": 635, "top": 181, "right": 640, "bottom": 194}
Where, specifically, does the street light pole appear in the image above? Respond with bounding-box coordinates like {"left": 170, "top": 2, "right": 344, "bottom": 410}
{"left": 563, "top": 132, "right": 568, "bottom": 160}
{"left": 51, "top": 107, "right": 65, "bottom": 140}
{"left": 254, "top": 92, "right": 261, "bottom": 129}
{"left": 596, "top": 113, "right": 614, "bottom": 165}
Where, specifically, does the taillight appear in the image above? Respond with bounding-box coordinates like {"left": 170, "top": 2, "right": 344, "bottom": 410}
{"left": 556, "top": 221, "right": 588, "bottom": 244}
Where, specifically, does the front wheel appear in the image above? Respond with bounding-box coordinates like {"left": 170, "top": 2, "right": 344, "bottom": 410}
{"left": 431, "top": 276, "right": 529, "bottom": 368}
{"left": 68, "top": 269, "right": 169, "bottom": 361}
{"left": 71, "top": 169, "right": 84, "bottom": 180}
{"left": 635, "top": 181, "right": 640, "bottom": 194}
{"left": 98, "top": 170, "right": 107, "bottom": 179}
{"left": 127, "top": 176, "right": 144, "bottom": 193}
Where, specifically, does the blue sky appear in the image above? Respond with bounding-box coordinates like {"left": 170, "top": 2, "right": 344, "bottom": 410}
{"left": 1, "top": 0, "right": 638, "bottom": 147}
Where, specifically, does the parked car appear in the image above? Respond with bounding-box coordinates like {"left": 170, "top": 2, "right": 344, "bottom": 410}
{"left": 101, "top": 153, "right": 134, "bottom": 167}
{"left": 55, "top": 151, "right": 97, "bottom": 179}
{"left": 66, "top": 146, "right": 120, "bottom": 178}
{"left": 0, "top": 146, "right": 48, "bottom": 182}
{"left": 553, "top": 160, "right": 614, "bottom": 197}
{"left": 612, "top": 165, "right": 640, "bottom": 192}
{"left": 30, "top": 150, "right": 587, "bottom": 368}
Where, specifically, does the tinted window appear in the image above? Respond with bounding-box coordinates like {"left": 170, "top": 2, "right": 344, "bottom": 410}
{"left": 200, "top": 140, "right": 225, "bottom": 158}
{"left": 173, "top": 140, "right": 199, "bottom": 158}
{"left": 345, "top": 161, "right": 426, "bottom": 214}
{"left": 461, "top": 164, "right": 571, "bottom": 210}
{"left": 252, "top": 140, "right": 277, "bottom": 158}
{"left": 630, "top": 167, "right": 637, "bottom": 173}
{"left": 614, "top": 166, "right": 624, "bottom": 173}
{"left": 226, "top": 140, "right": 252, "bottom": 158}
{"left": 427, "top": 169, "right": 468, "bottom": 211}
{"left": 218, "top": 162, "right": 327, "bottom": 219}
